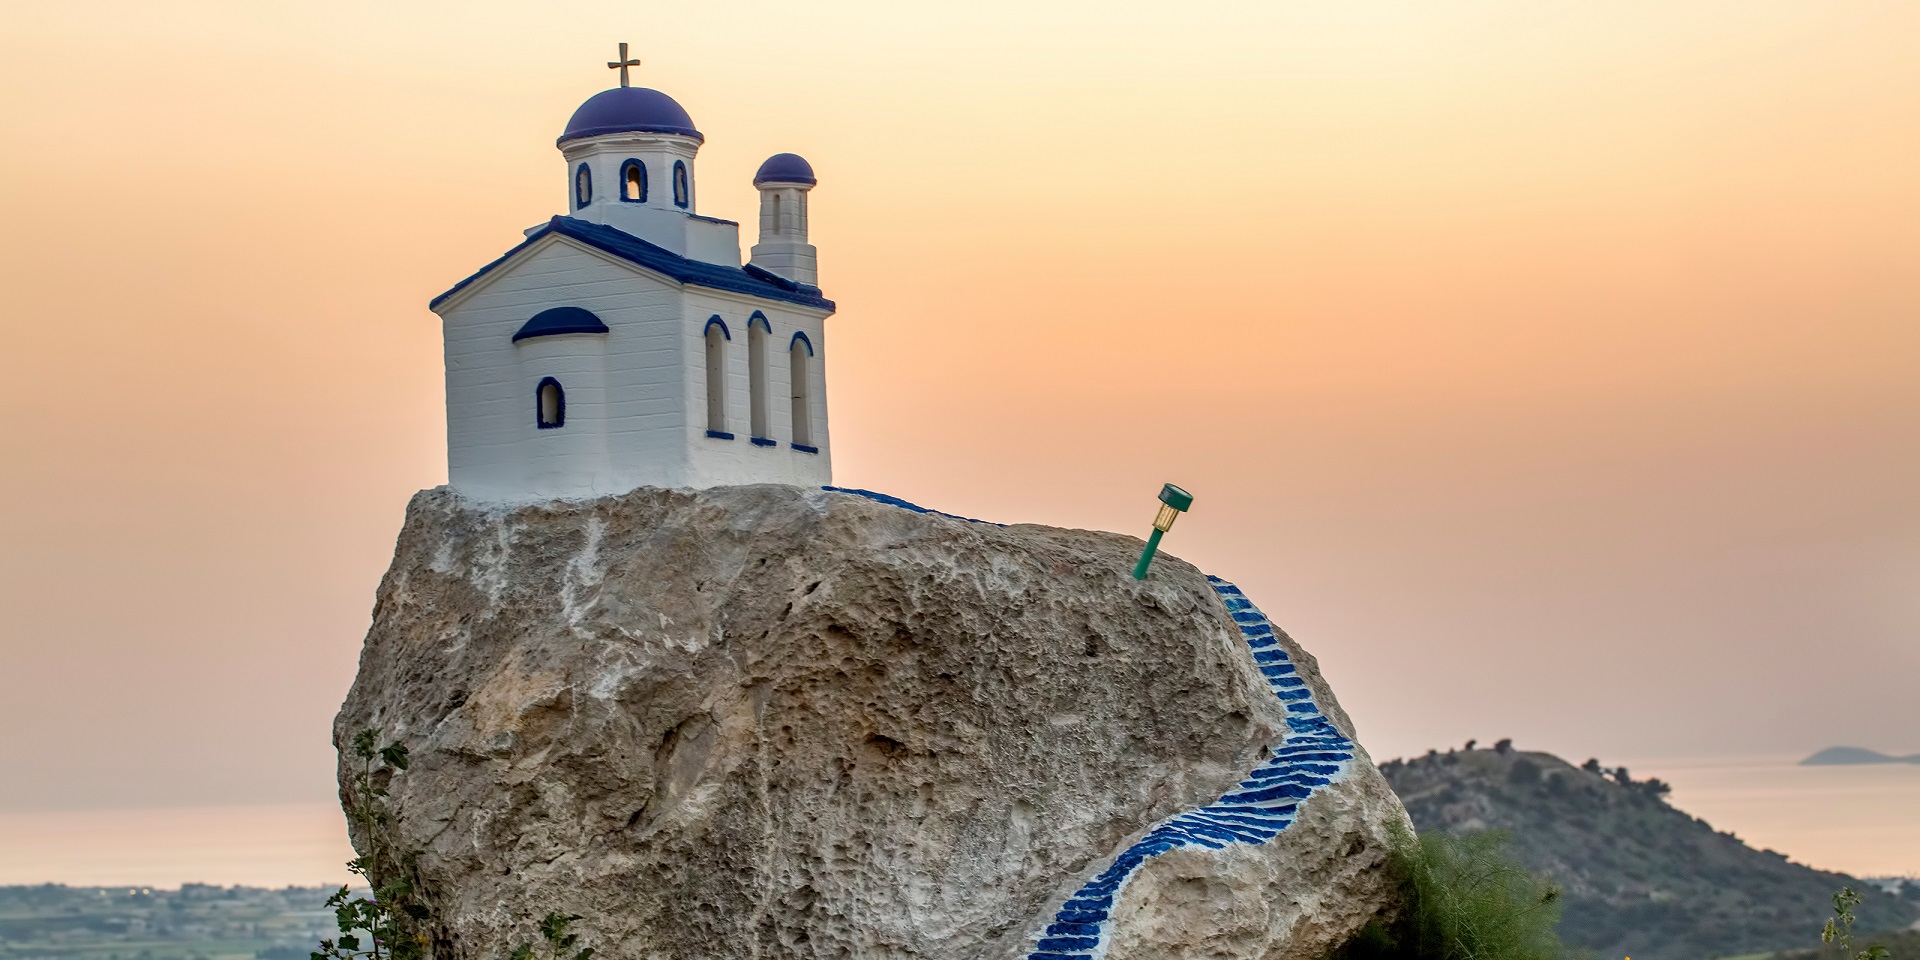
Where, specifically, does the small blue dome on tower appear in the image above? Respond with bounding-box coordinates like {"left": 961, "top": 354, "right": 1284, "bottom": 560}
{"left": 559, "top": 88, "right": 702, "bottom": 145}
{"left": 753, "top": 153, "right": 817, "bottom": 186}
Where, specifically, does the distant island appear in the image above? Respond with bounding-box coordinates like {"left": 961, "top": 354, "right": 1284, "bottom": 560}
{"left": 1800, "top": 746, "right": 1920, "bottom": 765}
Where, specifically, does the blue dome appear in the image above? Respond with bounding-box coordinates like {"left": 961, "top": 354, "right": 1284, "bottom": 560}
{"left": 559, "top": 88, "right": 702, "bottom": 145}
{"left": 513, "top": 306, "right": 610, "bottom": 342}
{"left": 753, "top": 153, "right": 817, "bottom": 186}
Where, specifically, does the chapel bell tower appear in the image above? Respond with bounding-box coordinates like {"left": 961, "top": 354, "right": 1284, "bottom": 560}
{"left": 750, "top": 154, "right": 820, "bottom": 285}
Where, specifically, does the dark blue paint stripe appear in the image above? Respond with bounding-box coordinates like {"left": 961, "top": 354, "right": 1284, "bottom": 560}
{"left": 1024, "top": 577, "right": 1355, "bottom": 959}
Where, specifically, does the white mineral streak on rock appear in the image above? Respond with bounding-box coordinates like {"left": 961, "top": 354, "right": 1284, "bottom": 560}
{"left": 558, "top": 516, "right": 606, "bottom": 629}
{"left": 337, "top": 484, "right": 1408, "bottom": 960}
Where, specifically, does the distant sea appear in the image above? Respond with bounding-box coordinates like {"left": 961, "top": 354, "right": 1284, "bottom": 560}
{"left": 1625, "top": 754, "right": 1920, "bottom": 877}
{"left": 0, "top": 803, "right": 355, "bottom": 887}
{"left": 1, "top": 755, "right": 1913, "bottom": 886}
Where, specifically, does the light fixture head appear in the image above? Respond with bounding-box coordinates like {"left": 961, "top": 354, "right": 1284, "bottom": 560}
{"left": 1133, "top": 482, "right": 1196, "bottom": 579}
{"left": 1153, "top": 503, "right": 1180, "bottom": 532}
{"left": 1158, "top": 483, "right": 1194, "bottom": 512}
{"left": 1151, "top": 483, "right": 1193, "bottom": 533}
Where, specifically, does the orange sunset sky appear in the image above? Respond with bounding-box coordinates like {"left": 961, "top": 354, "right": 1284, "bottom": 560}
{"left": 1, "top": 0, "right": 1916, "bottom": 848}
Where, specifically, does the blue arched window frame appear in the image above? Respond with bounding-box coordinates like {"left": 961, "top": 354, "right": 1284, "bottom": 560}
{"left": 672, "top": 160, "right": 690, "bottom": 209}
{"left": 703, "top": 315, "right": 732, "bottom": 340}
{"left": 747, "top": 311, "right": 772, "bottom": 335}
{"left": 535, "top": 377, "right": 566, "bottom": 430}
{"left": 619, "top": 159, "right": 647, "bottom": 203}
{"left": 573, "top": 163, "right": 593, "bottom": 209}
{"left": 789, "top": 331, "right": 814, "bottom": 356}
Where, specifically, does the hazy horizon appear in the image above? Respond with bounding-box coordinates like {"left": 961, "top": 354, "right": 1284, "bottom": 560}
{"left": 1, "top": 0, "right": 1914, "bottom": 879}
{"left": 2, "top": 752, "right": 1915, "bottom": 887}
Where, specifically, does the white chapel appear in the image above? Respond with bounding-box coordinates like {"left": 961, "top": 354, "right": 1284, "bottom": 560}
{"left": 430, "top": 55, "right": 834, "bottom": 501}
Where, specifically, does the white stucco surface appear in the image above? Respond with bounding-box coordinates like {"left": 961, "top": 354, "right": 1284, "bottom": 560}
{"left": 436, "top": 240, "right": 831, "bottom": 501}
{"left": 432, "top": 96, "right": 835, "bottom": 502}
{"left": 749, "top": 181, "right": 819, "bottom": 285}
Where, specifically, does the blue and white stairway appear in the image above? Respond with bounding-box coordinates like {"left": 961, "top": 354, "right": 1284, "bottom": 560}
{"left": 1022, "top": 576, "right": 1358, "bottom": 960}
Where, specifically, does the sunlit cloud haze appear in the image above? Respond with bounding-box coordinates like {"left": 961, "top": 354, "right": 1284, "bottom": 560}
{"left": 1, "top": 0, "right": 1915, "bottom": 846}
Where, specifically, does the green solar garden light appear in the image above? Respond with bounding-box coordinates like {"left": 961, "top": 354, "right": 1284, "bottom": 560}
{"left": 1131, "top": 483, "right": 1195, "bottom": 580}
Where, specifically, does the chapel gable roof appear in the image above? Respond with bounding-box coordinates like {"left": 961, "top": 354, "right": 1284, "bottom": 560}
{"left": 430, "top": 216, "right": 834, "bottom": 312}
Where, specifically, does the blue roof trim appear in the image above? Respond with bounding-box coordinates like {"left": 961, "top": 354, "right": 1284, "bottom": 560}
{"left": 703, "top": 315, "right": 731, "bottom": 340}
{"left": 513, "top": 306, "right": 609, "bottom": 342}
{"left": 430, "top": 216, "right": 835, "bottom": 312}
{"left": 821, "top": 486, "right": 1006, "bottom": 527}
{"left": 741, "top": 262, "right": 826, "bottom": 300}
{"left": 790, "top": 331, "right": 814, "bottom": 356}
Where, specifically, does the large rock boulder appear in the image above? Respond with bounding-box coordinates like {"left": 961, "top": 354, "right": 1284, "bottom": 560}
{"left": 335, "top": 485, "right": 1408, "bottom": 960}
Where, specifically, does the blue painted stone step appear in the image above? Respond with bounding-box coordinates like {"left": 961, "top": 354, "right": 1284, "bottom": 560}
{"left": 1023, "top": 577, "right": 1357, "bottom": 960}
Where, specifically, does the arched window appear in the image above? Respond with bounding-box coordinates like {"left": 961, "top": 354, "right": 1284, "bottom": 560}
{"left": 573, "top": 163, "right": 592, "bottom": 209}
{"left": 672, "top": 160, "right": 690, "bottom": 209}
{"left": 748, "top": 313, "right": 771, "bottom": 443}
{"left": 535, "top": 377, "right": 565, "bottom": 429}
{"left": 704, "top": 317, "right": 731, "bottom": 438}
{"left": 789, "top": 332, "right": 814, "bottom": 450}
{"left": 620, "top": 160, "right": 647, "bottom": 202}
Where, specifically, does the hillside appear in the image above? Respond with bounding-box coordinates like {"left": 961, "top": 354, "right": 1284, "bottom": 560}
{"left": 1770, "top": 927, "right": 1920, "bottom": 960}
{"left": 1380, "top": 745, "right": 1917, "bottom": 960}
{"left": 0, "top": 885, "right": 336, "bottom": 960}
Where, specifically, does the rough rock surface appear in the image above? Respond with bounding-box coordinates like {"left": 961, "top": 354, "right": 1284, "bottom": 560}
{"left": 335, "top": 485, "right": 1409, "bottom": 960}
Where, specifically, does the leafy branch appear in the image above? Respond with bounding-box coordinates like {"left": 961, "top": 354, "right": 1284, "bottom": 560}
{"left": 1822, "top": 887, "right": 1890, "bottom": 960}
{"left": 511, "top": 912, "right": 594, "bottom": 960}
{"left": 313, "top": 729, "right": 429, "bottom": 960}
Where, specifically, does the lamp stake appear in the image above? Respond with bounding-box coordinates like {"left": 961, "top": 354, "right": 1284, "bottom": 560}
{"left": 1132, "top": 483, "right": 1194, "bottom": 580}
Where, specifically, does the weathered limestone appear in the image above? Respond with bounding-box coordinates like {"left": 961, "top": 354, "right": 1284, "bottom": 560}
{"left": 335, "top": 485, "right": 1408, "bottom": 960}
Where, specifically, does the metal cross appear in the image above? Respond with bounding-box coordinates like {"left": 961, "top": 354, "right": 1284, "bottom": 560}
{"left": 607, "top": 42, "right": 641, "bottom": 88}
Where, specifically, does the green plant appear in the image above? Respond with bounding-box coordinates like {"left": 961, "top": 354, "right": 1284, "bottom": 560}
{"left": 510, "top": 912, "right": 594, "bottom": 960}
{"left": 1821, "top": 887, "right": 1890, "bottom": 960}
{"left": 1330, "top": 828, "right": 1565, "bottom": 960}
{"left": 313, "top": 730, "right": 429, "bottom": 960}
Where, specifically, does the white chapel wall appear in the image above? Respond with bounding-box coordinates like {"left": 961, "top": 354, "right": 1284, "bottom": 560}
{"left": 562, "top": 134, "right": 702, "bottom": 256}
{"left": 677, "top": 289, "right": 832, "bottom": 489}
{"left": 683, "top": 218, "right": 743, "bottom": 267}
{"left": 440, "top": 239, "right": 686, "bottom": 500}
{"left": 514, "top": 336, "right": 609, "bottom": 497}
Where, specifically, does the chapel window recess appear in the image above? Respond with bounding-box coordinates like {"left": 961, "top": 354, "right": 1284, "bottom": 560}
{"left": 789, "top": 337, "right": 813, "bottom": 449}
{"left": 749, "top": 320, "right": 770, "bottom": 441}
{"left": 705, "top": 323, "right": 729, "bottom": 437}
{"left": 622, "top": 160, "right": 646, "bottom": 202}
{"left": 536, "top": 378, "right": 565, "bottom": 429}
